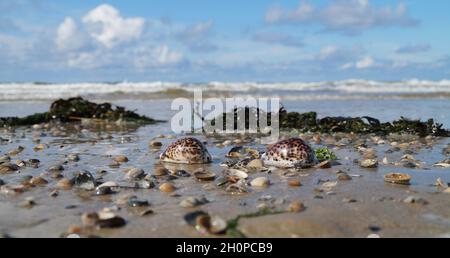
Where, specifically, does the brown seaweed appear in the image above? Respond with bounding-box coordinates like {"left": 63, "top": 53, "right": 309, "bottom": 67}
{"left": 209, "top": 106, "right": 449, "bottom": 137}
{"left": 0, "top": 97, "right": 162, "bottom": 127}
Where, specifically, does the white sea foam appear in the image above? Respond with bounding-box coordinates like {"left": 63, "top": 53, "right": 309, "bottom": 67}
{"left": 0, "top": 79, "right": 449, "bottom": 100}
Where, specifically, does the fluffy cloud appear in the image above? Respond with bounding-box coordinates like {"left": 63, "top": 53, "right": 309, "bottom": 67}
{"left": 396, "top": 43, "right": 431, "bottom": 54}
{"left": 53, "top": 4, "right": 185, "bottom": 70}
{"left": 265, "top": 0, "right": 418, "bottom": 34}
{"left": 341, "top": 56, "right": 375, "bottom": 70}
{"left": 252, "top": 32, "right": 304, "bottom": 48}
{"left": 82, "top": 4, "right": 145, "bottom": 48}
{"left": 56, "top": 17, "right": 88, "bottom": 52}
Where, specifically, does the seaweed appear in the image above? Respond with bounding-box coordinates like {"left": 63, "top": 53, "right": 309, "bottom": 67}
{"left": 315, "top": 148, "right": 337, "bottom": 162}
{"left": 210, "top": 106, "right": 449, "bottom": 137}
{"left": 226, "top": 208, "right": 286, "bottom": 238}
{"left": 0, "top": 97, "right": 162, "bottom": 127}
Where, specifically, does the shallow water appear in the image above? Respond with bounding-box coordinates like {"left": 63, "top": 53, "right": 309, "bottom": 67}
{"left": 0, "top": 97, "right": 449, "bottom": 238}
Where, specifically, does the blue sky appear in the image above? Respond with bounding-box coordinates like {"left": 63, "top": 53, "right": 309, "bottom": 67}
{"left": 0, "top": 0, "right": 449, "bottom": 82}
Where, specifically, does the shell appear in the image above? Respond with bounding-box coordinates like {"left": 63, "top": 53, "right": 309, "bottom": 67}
{"left": 384, "top": 173, "right": 411, "bottom": 185}
{"left": 160, "top": 137, "right": 212, "bottom": 164}
{"left": 260, "top": 138, "right": 317, "bottom": 168}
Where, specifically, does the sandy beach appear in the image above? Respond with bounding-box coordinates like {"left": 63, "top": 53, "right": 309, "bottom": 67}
{"left": 1, "top": 95, "right": 449, "bottom": 238}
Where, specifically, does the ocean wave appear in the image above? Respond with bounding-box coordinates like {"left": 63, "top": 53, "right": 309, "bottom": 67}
{"left": 0, "top": 79, "right": 450, "bottom": 100}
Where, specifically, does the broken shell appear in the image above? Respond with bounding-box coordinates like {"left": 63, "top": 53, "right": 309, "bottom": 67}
{"left": 384, "top": 173, "right": 411, "bottom": 185}
{"left": 215, "top": 176, "right": 229, "bottom": 186}
{"left": 316, "top": 160, "right": 332, "bottom": 169}
{"left": 336, "top": 172, "right": 352, "bottom": 181}
{"left": 360, "top": 159, "right": 378, "bottom": 168}
{"left": 225, "top": 182, "right": 249, "bottom": 194}
{"left": 193, "top": 170, "right": 216, "bottom": 181}
{"left": 0, "top": 163, "right": 19, "bottom": 174}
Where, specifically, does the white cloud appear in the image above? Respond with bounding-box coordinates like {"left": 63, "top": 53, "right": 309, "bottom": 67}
{"left": 341, "top": 56, "right": 375, "bottom": 69}
{"left": 153, "top": 45, "right": 183, "bottom": 65}
{"left": 356, "top": 56, "right": 374, "bottom": 69}
{"left": 265, "top": 0, "right": 418, "bottom": 34}
{"left": 56, "top": 17, "right": 87, "bottom": 52}
{"left": 53, "top": 4, "right": 185, "bottom": 70}
{"left": 82, "top": 4, "right": 145, "bottom": 48}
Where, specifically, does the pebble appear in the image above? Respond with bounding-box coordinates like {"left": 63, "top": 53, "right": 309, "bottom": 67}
{"left": 173, "top": 170, "right": 191, "bottom": 177}
{"left": 287, "top": 201, "right": 306, "bottom": 212}
{"left": 0, "top": 179, "right": 5, "bottom": 186}
{"left": 250, "top": 177, "right": 270, "bottom": 188}
{"left": 124, "top": 168, "right": 145, "bottom": 180}
{"left": 317, "top": 160, "right": 332, "bottom": 169}
{"left": 0, "top": 163, "right": 19, "bottom": 174}
{"left": 149, "top": 141, "right": 162, "bottom": 148}
{"left": 246, "top": 159, "right": 264, "bottom": 169}
{"left": 71, "top": 171, "right": 96, "bottom": 191}
{"left": 153, "top": 167, "right": 169, "bottom": 177}
{"left": 81, "top": 212, "right": 99, "bottom": 227}
{"left": 360, "top": 159, "right": 378, "bottom": 168}
{"left": 49, "top": 189, "right": 59, "bottom": 197}
{"left": 127, "top": 197, "right": 149, "bottom": 207}
{"left": 336, "top": 171, "right": 352, "bottom": 181}
{"left": 66, "top": 153, "right": 80, "bottom": 162}
{"left": 0, "top": 155, "right": 11, "bottom": 164}
{"left": 95, "top": 186, "right": 115, "bottom": 196}
{"left": 288, "top": 179, "right": 302, "bottom": 187}
{"left": 57, "top": 178, "right": 73, "bottom": 190}
{"left": 8, "top": 146, "right": 25, "bottom": 156}
{"left": 109, "top": 161, "right": 121, "bottom": 168}
{"left": 159, "top": 182, "right": 176, "bottom": 193}
{"left": 137, "top": 209, "right": 154, "bottom": 217}
{"left": 342, "top": 198, "right": 357, "bottom": 203}
{"left": 114, "top": 156, "right": 129, "bottom": 163}
{"left": 29, "top": 177, "right": 48, "bottom": 186}
{"left": 83, "top": 212, "right": 126, "bottom": 229}
{"left": 19, "top": 197, "right": 36, "bottom": 208}
{"left": 179, "top": 197, "right": 209, "bottom": 208}
{"left": 48, "top": 164, "right": 64, "bottom": 172}
{"left": 403, "top": 196, "right": 428, "bottom": 205}
{"left": 28, "top": 159, "right": 40, "bottom": 168}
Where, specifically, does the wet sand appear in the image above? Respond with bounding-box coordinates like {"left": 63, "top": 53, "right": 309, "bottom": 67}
{"left": 1, "top": 99, "right": 450, "bottom": 238}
